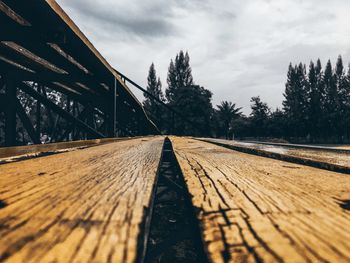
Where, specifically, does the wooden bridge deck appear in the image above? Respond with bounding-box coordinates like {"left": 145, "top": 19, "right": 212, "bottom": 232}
{"left": 1, "top": 136, "right": 350, "bottom": 263}
{"left": 0, "top": 137, "right": 164, "bottom": 263}
{"left": 171, "top": 137, "right": 350, "bottom": 263}
{"left": 201, "top": 138, "right": 350, "bottom": 174}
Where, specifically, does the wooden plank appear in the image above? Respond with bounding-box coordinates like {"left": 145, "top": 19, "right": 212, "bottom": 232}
{"left": 241, "top": 140, "right": 350, "bottom": 153}
{"left": 170, "top": 137, "right": 350, "bottom": 263}
{"left": 201, "top": 138, "right": 350, "bottom": 174}
{"left": 0, "top": 136, "right": 164, "bottom": 262}
{"left": 0, "top": 40, "right": 108, "bottom": 97}
{"left": 0, "top": 1, "right": 30, "bottom": 26}
{"left": 0, "top": 136, "right": 151, "bottom": 160}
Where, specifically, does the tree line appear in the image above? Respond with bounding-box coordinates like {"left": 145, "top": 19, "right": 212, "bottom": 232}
{"left": 143, "top": 52, "right": 350, "bottom": 143}
{"left": 1, "top": 51, "right": 348, "bottom": 145}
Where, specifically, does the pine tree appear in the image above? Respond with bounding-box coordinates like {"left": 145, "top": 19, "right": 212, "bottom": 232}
{"left": 342, "top": 65, "right": 350, "bottom": 139}
{"left": 336, "top": 57, "right": 350, "bottom": 139}
{"left": 283, "top": 64, "right": 297, "bottom": 125}
{"left": 335, "top": 56, "right": 345, "bottom": 136}
{"left": 143, "top": 63, "right": 165, "bottom": 130}
{"left": 283, "top": 63, "right": 309, "bottom": 137}
{"left": 166, "top": 50, "right": 194, "bottom": 104}
{"left": 307, "top": 60, "right": 323, "bottom": 140}
{"left": 323, "top": 59, "right": 338, "bottom": 137}
{"left": 323, "top": 60, "right": 336, "bottom": 109}
{"left": 166, "top": 60, "right": 176, "bottom": 103}
{"left": 315, "top": 59, "right": 324, "bottom": 104}
{"left": 164, "top": 51, "right": 213, "bottom": 135}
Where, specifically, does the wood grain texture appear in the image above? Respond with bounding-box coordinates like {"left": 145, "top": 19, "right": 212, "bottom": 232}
{"left": 171, "top": 137, "right": 350, "bottom": 263}
{"left": 201, "top": 138, "right": 350, "bottom": 174}
{"left": 0, "top": 137, "right": 164, "bottom": 263}
{"left": 202, "top": 138, "right": 350, "bottom": 168}
{"left": 0, "top": 138, "right": 137, "bottom": 159}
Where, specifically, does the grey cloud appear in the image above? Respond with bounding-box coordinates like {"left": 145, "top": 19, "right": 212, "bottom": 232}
{"left": 61, "top": 0, "right": 178, "bottom": 38}
{"left": 57, "top": 0, "right": 350, "bottom": 114}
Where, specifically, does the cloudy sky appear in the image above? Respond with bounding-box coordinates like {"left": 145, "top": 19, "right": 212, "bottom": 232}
{"left": 57, "top": 0, "right": 350, "bottom": 114}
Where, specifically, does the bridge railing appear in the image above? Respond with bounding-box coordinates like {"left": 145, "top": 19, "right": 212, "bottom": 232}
{"left": 0, "top": 0, "right": 159, "bottom": 147}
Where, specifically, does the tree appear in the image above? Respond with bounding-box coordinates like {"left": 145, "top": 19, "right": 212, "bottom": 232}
{"left": 143, "top": 63, "right": 165, "bottom": 130}
{"left": 334, "top": 56, "right": 347, "bottom": 139}
{"left": 216, "top": 101, "right": 242, "bottom": 139}
{"left": 323, "top": 59, "right": 338, "bottom": 137}
{"left": 283, "top": 63, "right": 309, "bottom": 137}
{"left": 307, "top": 60, "right": 323, "bottom": 140}
{"left": 267, "top": 108, "right": 286, "bottom": 138}
{"left": 164, "top": 51, "right": 213, "bottom": 136}
{"left": 166, "top": 50, "right": 193, "bottom": 104}
{"left": 230, "top": 116, "right": 251, "bottom": 138}
{"left": 341, "top": 65, "right": 350, "bottom": 139}
{"left": 250, "top": 96, "right": 270, "bottom": 137}
{"left": 171, "top": 85, "right": 213, "bottom": 136}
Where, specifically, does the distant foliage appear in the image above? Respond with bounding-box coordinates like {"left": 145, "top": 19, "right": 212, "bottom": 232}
{"left": 250, "top": 96, "right": 271, "bottom": 137}
{"left": 234, "top": 55, "right": 350, "bottom": 142}
{"left": 283, "top": 63, "right": 309, "bottom": 136}
{"left": 281, "top": 56, "right": 350, "bottom": 142}
{"left": 166, "top": 51, "right": 194, "bottom": 104}
{"left": 143, "top": 54, "right": 350, "bottom": 142}
{"left": 143, "top": 63, "right": 165, "bottom": 131}
{"left": 214, "top": 101, "right": 242, "bottom": 139}
{"left": 164, "top": 51, "right": 213, "bottom": 136}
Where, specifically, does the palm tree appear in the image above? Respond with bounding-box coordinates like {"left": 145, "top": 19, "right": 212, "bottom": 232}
{"left": 217, "top": 101, "right": 242, "bottom": 139}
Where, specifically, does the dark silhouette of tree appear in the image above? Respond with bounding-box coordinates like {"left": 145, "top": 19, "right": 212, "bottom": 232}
{"left": 143, "top": 63, "right": 165, "bottom": 130}
{"left": 334, "top": 56, "right": 347, "bottom": 139}
{"left": 250, "top": 96, "right": 270, "bottom": 137}
{"left": 322, "top": 59, "right": 338, "bottom": 137}
{"left": 166, "top": 51, "right": 193, "bottom": 104}
{"left": 340, "top": 64, "right": 350, "bottom": 139}
{"left": 307, "top": 60, "right": 323, "bottom": 140}
{"left": 172, "top": 85, "right": 213, "bottom": 136}
{"left": 139, "top": 54, "right": 350, "bottom": 142}
{"left": 216, "top": 101, "right": 242, "bottom": 139}
{"left": 283, "top": 63, "right": 309, "bottom": 137}
{"left": 267, "top": 108, "right": 286, "bottom": 138}
{"left": 231, "top": 116, "right": 251, "bottom": 138}
{"left": 163, "top": 51, "right": 213, "bottom": 136}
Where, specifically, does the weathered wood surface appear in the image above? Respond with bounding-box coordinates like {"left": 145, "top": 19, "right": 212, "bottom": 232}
{"left": 171, "top": 137, "right": 350, "bottom": 263}
{"left": 0, "top": 137, "right": 164, "bottom": 263}
{"left": 201, "top": 138, "right": 350, "bottom": 173}
{"left": 0, "top": 137, "right": 136, "bottom": 159}
{"left": 228, "top": 140, "right": 350, "bottom": 153}
{"left": 0, "top": 137, "right": 149, "bottom": 164}
{"left": 337, "top": 145, "right": 350, "bottom": 150}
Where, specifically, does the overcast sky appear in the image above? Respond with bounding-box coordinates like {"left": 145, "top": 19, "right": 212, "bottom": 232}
{"left": 57, "top": 0, "right": 350, "bottom": 114}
